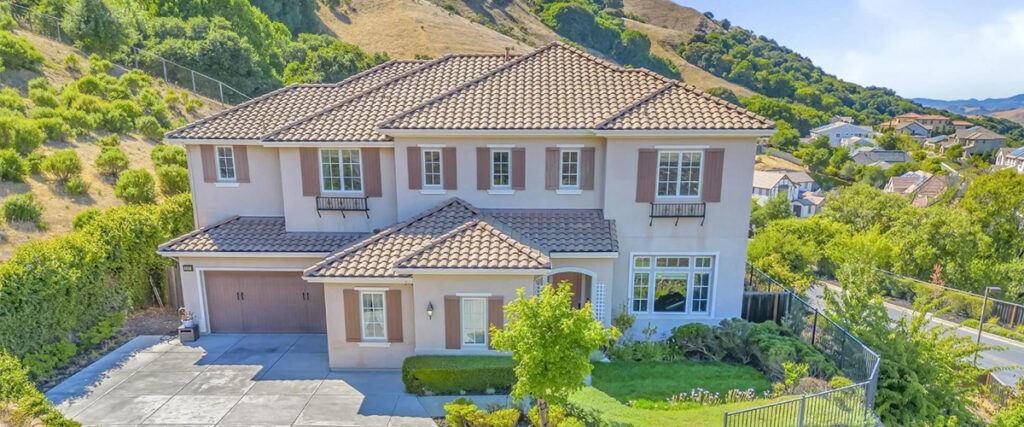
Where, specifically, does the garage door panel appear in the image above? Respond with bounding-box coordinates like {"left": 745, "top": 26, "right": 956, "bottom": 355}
{"left": 204, "top": 271, "right": 326, "bottom": 334}
{"left": 205, "top": 272, "right": 243, "bottom": 333}
{"left": 305, "top": 283, "right": 327, "bottom": 333}
{"left": 243, "top": 273, "right": 307, "bottom": 333}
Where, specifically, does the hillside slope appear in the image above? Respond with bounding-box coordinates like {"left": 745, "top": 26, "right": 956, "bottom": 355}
{"left": 991, "top": 108, "right": 1024, "bottom": 125}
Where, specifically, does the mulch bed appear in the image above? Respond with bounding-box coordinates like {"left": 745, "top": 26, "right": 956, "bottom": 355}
{"left": 37, "top": 307, "right": 179, "bottom": 392}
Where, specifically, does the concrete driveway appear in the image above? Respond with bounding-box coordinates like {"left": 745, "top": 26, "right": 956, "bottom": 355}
{"left": 45, "top": 334, "right": 433, "bottom": 426}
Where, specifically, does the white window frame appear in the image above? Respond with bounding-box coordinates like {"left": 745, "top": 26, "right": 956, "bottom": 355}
{"left": 629, "top": 253, "right": 716, "bottom": 316}
{"left": 422, "top": 149, "right": 443, "bottom": 189}
{"left": 655, "top": 150, "right": 703, "bottom": 199}
{"left": 559, "top": 149, "right": 580, "bottom": 189}
{"left": 461, "top": 297, "right": 488, "bottom": 346}
{"left": 491, "top": 149, "right": 511, "bottom": 189}
{"left": 359, "top": 291, "right": 386, "bottom": 341}
{"left": 320, "top": 148, "right": 363, "bottom": 194}
{"left": 215, "top": 146, "right": 236, "bottom": 182}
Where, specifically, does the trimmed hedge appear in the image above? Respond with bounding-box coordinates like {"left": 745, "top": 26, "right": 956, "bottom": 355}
{"left": 401, "top": 355, "right": 515, "bottom": 395}
{"left": 0, "top": 351, "right": 78, "bottom": 427}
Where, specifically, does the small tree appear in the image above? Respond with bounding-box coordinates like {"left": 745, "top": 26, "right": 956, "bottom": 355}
{"left": 156, "top": 164, "right": 189, "bottom": 195}
{"left": 94, "top": 147, "right": 130, "bottom": 176}
{"left": 114, "top": 169, "right": 155, "bottom": 204}
{"left": 150, "top": 144, "right": 186, "bottom": 168}
{"left": 40, "top": 149, "right": 82, "bottom": 182}
{"left": 490, "top": 284, "right": 619, "bottom": 427}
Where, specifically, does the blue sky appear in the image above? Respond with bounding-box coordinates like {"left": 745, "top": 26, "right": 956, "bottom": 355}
{"left": 674, "top": 0, "right": 1024, "bottom": 100}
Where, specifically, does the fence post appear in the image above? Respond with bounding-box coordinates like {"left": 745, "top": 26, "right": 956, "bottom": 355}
{"left": 54, "top": 17, "right": 61, "bottom": 42}
{"left": 133, "top": 47, "right": 138, "bottom": 69}
{"left": 811, "top": 310, "right": 819, "bottom": 345}
{"left": 1012, "top": 305, "right": 1017, "bottom": 328}
{"left": 219, "top": 82, "right": 224, "bottom": 104}
{"left": 162, "top": 58, "right": 168, "bottom": 82}
{"left": 797, "top": 395, "right": 806, "bottom": 427}
{"left": 191, "top": 70, "right": 197, "bottom": 92}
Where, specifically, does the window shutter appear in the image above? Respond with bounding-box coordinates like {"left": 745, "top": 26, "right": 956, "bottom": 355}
{"left": 343, "top": 289, "right": 361, "bottom": 342}
{"left": 442, "top": 147, "right": 457, "bottom": 190}
{"left": 545, "top": 147, "right": 558, "bottom": 190}
{"left": 702, "top": 148, "right": 725, "bottom": 203}
{"left": 580, "top": 146, "right": 595, "bottom": 190}
{"left": 476, "top": 147, "right": 490, "bottom": 190}
{"left": 300, "top": 148, "right": 320, "bottom": 197}
{"left": 362, "top": 147, "right": 382, "bottom": 198}
{"left": 232, "top": 145, "right": 250, "bottom": 183}
{"left": 635, "top": 149, "right": 657, "bottom": 203}
{"left": 487, "top": 296, "right": 504, "bottom": 350}
{"left": 386, "top": 289, "right": 403, "bottom": 342}
{"left": 511, "top": 148, "right": 525, "bottom": 190}
{"left": 407, "top": 146, "right": 422, "bottom": 190}
{"left": 445, "top": 296, "right": 460, "bottom": 349}
{"left": 201, "top": 145, "right": 216, "bottom": 183}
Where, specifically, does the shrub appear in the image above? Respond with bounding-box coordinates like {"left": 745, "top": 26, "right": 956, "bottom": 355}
{"left": 96, "top": 133, "right": 119, "bottom": 147}
{"left": 27, "top": 106, "right": 59, "bottom": 119}
{"left": 0, "top": 117, "right": 45, "bottom": 155}
{"left": 25, "top": 152, "right": 44, "bottom": 175}
{"left": 64, "top": 176, "right": 90, "bottom": 195}
{"left": 444, "top": 397, "right": 478, "bottom": 427}
{"left": 86, "top": 54, "right": 112, "bottom": 75}
{"left": 0, "top": 87, "right": 26, "bottom": 112}
{"left": 0, "top": 31, "right": 45, "bottom": 70}
{"left": 34, "top": 117, "right": 71, "bottom": 141}
{"left": 528, "top": 404, "right": 580, "bottom": 427}
{"left": 401, "top": 356, "right": 516, "bottom": 395}
{"left": 156, "top": 164, "right": 189, "bottom": 195}
{"left": 21, "top": 339, "right": 76, "bottom": 379}
{"left": 3, "top": 192, "right": 43, "bottom": 222}
{"left": 27, "top": 77, "right": 50, "bottom": 92}
{"left": 77, "top": 312, "right": 125, "bottom": 349}
{"left": 478, "top": 408, "right": 521, "bottom": 427}
{"left": 62, "top": 109, "right": 98, "bottom": 132}
{"left": 94, "top": 147, "right": 130, "bottom": 176}
{"left": 75, "top": 75, "right": 105, "bottom": 95}
{"left": 0, "top": 351, "right": 75, "bottom": 426}
{"left": 29, "top": 89, "right": 59, "bottom": 108}
{"left": 667, "top": 323, "right": 712, "bottom": 359}
{"left": 72, "top": 208, "right": 101, "bottom": 230}
{"left": 0, "top": 149, "right": 28, "bottom": 182}
{"left": 185, "top": 97, "right": 203, "bottom": 113}
{"left": 606, "top": 338, "right": 674, "bottom": 362}
{"left": 41, "top": 149, "right": 83, "bottom": 181}
{"left": 151, "top": 144, "right": 187, "bottom": 167}
{"left": 63, "top": 0, "right": 136, "bottom": 55}
{"left": 828, "top": 375, "right": 854, "bottom": 389}
{"left": 136, "top": 115, "right": 164, "bottom": 139}
{"left": 115, "top": 169, "right": 156, "bottom": 204}
{"left": 63, "top": 52, "right": 83, "bottom": 72}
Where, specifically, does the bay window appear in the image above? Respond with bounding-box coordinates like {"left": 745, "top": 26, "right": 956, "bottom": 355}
{"left": 630, "top": 255, "right": 714, "bottom": 314}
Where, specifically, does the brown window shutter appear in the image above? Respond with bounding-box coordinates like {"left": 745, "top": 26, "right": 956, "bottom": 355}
{"left": 300, "top": 147, "right": 320, "bottom": 197}
{"left": 545, "top": 147, "right": 558, "bottom": 190}
{"left": 386, "top": 289, "right": 403, "bottom": 342}
{"left": 487, "top": 296, "right": 504, "bottom": 350}
{"left": 444, "top": 296, "right": 461, "bottom": 349}
{"left": 407, "top": 146, "right": 422, "bottom": 190}
{"left": 200, "top": 145, "right": 216, "bottom": 183}
{"left": 636, "top": 149, "right": 658, "bottom": 203}
{"left": 232, "top": 145, "right": 250, "bottom": 183}
{"left": 580, "top": 147, "right": 595, "bottom": 190}
{"left": 702, "top": 148, "right": 725, "bottom": 203}
{"left": 361, "top": 147, "right": 382, "bottom": 198}
{"left": 343, "top": 289, "right": 361, "bottom": 342}
{"left": 476, "top": 147, "right": 490, "bottom": 190}
{"left": 442, "top": 147, "right": 457, "bottom": 190}
{"left": 511, "top": 148, "right": 525, "bottom": 190}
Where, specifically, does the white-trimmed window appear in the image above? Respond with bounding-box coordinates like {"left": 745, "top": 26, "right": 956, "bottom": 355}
{"left": 491, "top": 150, "right": 510, "bottom": 188}
{"left": 216, "top": 146, "right": 236, "bottom": 181}
{"left": 630, "top": 255, "right": 714, "bottom": 314}
{"left": 423, "top": 149, "right": 442, "bottom": 188}
{"left": 321, "top": 149, "right": 362, "bottom": 193}
{"left": 360, "top": 292, "right": 386, "bottom": 340}
{"left": 656, "top": 151, "right": 702, "bottom": 197}
{"left": 462, "top": 297, "right": 487, "bottom": 345}
{"left": 560, "top": 149, "right": 580, "bottom": 188}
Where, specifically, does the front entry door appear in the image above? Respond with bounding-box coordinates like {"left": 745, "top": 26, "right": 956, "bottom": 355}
{"left": 551, "top": 272, "right": 584, "bottom": 309}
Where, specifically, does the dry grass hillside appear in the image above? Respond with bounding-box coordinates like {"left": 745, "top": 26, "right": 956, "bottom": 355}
{"left": 991, "top": 108, "right": 1024, "bottom": 125}
{"left": 0, "top": 31, "right": 216, "bottom": 259}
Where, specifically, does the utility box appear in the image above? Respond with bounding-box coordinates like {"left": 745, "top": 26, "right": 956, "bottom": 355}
{"left": 178, "top": 325, "right": 199, "bottom": 342}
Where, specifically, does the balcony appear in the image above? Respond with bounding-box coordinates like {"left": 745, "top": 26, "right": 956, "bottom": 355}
{"left": 648, "top": 201, "right": 706, "bottom": 226}
{"left": 315, "top": 196, "right": 369, "bottom": 218}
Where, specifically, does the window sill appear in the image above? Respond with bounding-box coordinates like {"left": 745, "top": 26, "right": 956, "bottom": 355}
{"left": 487, "top": 189, "right": 515, "bottom": 195}
{"left": 214, "top": 182, "right": 239, "bottom": 188}
{"left": 556, "top": 188, "right": 582, "bottom": 195}
{"left": 358, "top": 341, "right": 391, "bottom": 348}
{"left": 420, "top": 189, "right": 447, "bottom": 195}
{"left": 631, "top": 312, "right": 713, "bottom": 318}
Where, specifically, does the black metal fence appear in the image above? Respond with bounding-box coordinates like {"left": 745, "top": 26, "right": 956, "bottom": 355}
{"left": 877, "top": 268, "right": 1024, "bottom": 330}
{"left": 724, "top": 382, "right": 875, "bottom": 427}
{"left": 5, "top": 2, "right": 251, "bottom": 106}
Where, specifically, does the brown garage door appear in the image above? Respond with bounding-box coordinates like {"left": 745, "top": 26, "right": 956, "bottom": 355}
{"left": 204, "top": 271, "right": 326, "bottom": 333}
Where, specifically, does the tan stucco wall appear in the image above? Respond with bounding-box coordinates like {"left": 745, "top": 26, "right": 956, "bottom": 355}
{"left": 323, "top": 282, "right": 417, "bottom": 369}
{"left": 187, "top": 145, "right": 285, "bottom": 227}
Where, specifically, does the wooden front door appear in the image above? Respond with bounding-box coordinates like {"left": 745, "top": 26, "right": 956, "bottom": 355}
{"left": 551, "top": 272, "right": 583, "bottom": 309}
{"left": 204, "top": 271, "right": 327, "bottom": 333}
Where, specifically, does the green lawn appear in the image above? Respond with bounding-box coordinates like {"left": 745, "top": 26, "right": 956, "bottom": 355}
{"left": 569, "top": 387, "right": 793, "bottom": 427}
{"left": 590, "top": 361, "right": 772, "bottom": 403}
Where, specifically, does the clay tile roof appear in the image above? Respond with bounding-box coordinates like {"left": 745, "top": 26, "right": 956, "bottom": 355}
{"left": 264, "top": 54, "right": 514, "bottom": 142}
{"left": 752, "top": 170, "right": 787, "bottom": 189}
{"left": 480, "top": 209, "right": 617, "bottom": 253}
{"left": 598, "top": 82, "right": 774, "bottom": 130}
{"left": 165, "top": 60, "right": 426, "bottom": 140}
{"left": 157, "top": 217, "right": 368, "bottom": 253}
{"left": 395, "top": 220, "right": 550, "bottom": 270}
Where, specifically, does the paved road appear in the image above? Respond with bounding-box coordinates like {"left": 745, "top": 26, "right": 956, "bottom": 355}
{"left": 806, "top": 284, "right": 1024, "bottom": 385}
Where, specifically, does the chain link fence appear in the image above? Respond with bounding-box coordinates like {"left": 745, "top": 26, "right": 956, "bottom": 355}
{"left": 5, "top": 2, "right": 251, "bottom": 107}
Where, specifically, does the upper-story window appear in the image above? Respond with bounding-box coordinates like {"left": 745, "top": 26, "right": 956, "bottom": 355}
{"left": 321, "top": 149, "right": 362, "bottom": 193}
{"left": 560, "top": 149, "right": 580, "bottom": 188}
{"left": 630, "top": 255, "right": 714, "bottom": 314}
{"left": 216, "top": 146, "right": 236, "bottom": 181}
{"left": 491, "top": 149, "right": 510, "bottom": 188}
{"left": 423, "top": 149, "right": 443, "bottom": 188}
{"left": 657, "top": 151, "right": 702, "bottom": 197}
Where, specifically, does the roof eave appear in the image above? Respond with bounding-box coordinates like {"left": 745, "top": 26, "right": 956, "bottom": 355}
{"left": 157, "top": 251, "right": 333, "bottom": 258}
{"left": 379, "top": 128, "right": 777, "bottom": 138}
{"left": 392, "top": 267, "right": 551, "bottom": 275}
{"left": 594, "top": 129, "right": 778, "bottom": 137}
{"left": 163, "top": 138, "right": 263, "bottom": 146}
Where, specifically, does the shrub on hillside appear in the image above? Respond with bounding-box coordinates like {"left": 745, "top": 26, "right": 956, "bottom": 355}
{"left": 64, "top": 176, "right": 91, "bottom": 195}
{"left": 115, "top": 169, "right": 156, "bottom": 204}
{"left": 95, "top": 133, "right": 119, "bottom": 147}
{"left": 0, "top": 87, "right": 26, "bottom": 112}
{"left": 28, "top": 88, "right": 59, "bottom": 109}
{"left": 62, "top": 0, "right": 138, "bottom": 55}
{"left": 41, "top": 149, "right": 83, "bottom": 181}
{"left": 0, "top": 31, "right": 45, "bottom": 70}
{"left": 62, "top": 109, "right": 98, "bottom": 133}
{"left": 151, "top": 144, "right": 186, "bottom": 167}
{"left": 156, "top": 164, "right": 189, "bottom": 196}
{"left": 3, "top": 192, "right": 43, "bottom": 222}
{"left": 71, "top": 208, "right": 101, "bottom": 230}
{"left": 0, "top": 351, "right": 76, "bottom": 426}
{"left": 0, "top": 149, "right": 28, "bottom": 182}
{"left": 136, "top": 115, "right": 164, "bottom": 139}
{"left": 0, "top": 116, "right": 45, "bottom": 154}
{"left": 94, "top": 147, "right": 130, "bottom": 176}
{"left": 34, "top": 117, "right": 71, "bottom": 141}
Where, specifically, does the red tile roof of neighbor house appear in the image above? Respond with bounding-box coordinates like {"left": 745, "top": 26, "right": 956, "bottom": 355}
{"left": 166, "top": 42, "right": 773, "bottom": 142}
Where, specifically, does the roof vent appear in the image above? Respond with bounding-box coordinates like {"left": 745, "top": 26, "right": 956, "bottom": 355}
{"left": 504, "top": 46, "right": 514, "bottom": 61}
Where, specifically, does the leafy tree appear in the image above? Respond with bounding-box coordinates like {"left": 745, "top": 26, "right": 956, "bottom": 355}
{"left": 959, "top": 169, "right": 1024, "bottom": 260}
{"left": 490, "top": 284, "right": 619, "bottom": 427}
{"left": 822, "top": 184, "right": 911, "bottom": 233}
{"left": 62, "top": 0, "right": 138, "bottom": 54}
{"left": 887, "top": 206, "right": 994, "bottom": 289}
{"left": 705, "top": 87, "right": 738, "bottom": 105}
{"left": 944, "top": 144, "right": 963, "bottom": 161}
{"left": 282, "top": 34, "right": 388, "bottom": 84}
{"left": 769, "top": 120, "right": 800, "bottom": 151}
{"left": 749, "top": 194, "right": 793, "bottom": 231}
{"left": 94, "top": 147, "right": 130, "bottom": 176}
{"left": 156, "top": 164, "right": 189, "bottom": 196}
{"left": 40, "top": 149, "right": 82, "bottom": 182}
{"left": 115, "top": 169, "right": 156, "bottom": 204}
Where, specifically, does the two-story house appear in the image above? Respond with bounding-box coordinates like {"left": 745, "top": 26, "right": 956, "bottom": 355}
{"left": 158, "top": 42, "right": 775, "bottom": 369}
{"left": 808, "top": 122, "right": 874, "bottom": 147}
{"left": 996, "top": 147, "right": 1024, "bottom": 173}
{"left": 950, "top": 126, "right": 1006, "bottom": 158}
{"left": 751, "top": 169, "right": 820, "bottom": 218}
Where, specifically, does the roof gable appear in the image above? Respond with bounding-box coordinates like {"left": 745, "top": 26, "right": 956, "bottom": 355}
{"left": 395, "top": 220, "right": 551, "bottom": 270}
{"left": 597, "top": 82, "right": 773, "bottom": 130}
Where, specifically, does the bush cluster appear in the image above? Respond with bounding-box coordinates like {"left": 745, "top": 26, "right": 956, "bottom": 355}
{"left": 3, "top": 192, "right": 43, "bottom": 223}
{"left": 0, "top": 351, "right": 77, "bottom": 427}
{"left": 21, "top": 312, "right": 125, "bottom": 379}
{"left": 444, "top": 398, "right": 522, "bottom": 427}
{"left": 401, "top": 356, "right": 516, "bottom": 395}
{"left": 115, "top": 169, "right": 156, "bottom": 204}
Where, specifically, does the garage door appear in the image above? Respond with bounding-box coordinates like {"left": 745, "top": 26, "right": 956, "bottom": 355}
{"left": 204, "top": 271, "right": 327, "bottom": 333}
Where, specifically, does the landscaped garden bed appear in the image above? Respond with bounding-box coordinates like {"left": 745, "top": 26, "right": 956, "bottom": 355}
{"left": 402, "top": 355, "right": 516, "bottom": 395}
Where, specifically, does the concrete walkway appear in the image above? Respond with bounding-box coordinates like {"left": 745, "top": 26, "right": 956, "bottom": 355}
{"left": 45, "top": 334, "right": 434, "bottom": 426}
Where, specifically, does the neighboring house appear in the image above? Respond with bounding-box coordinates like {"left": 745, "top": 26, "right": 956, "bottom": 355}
{"left": 809, "top": 122, "right": 874, "bottom": 147}
{"left": 952, "top": 120, "right": 974, "bottom": 130}
{"left": 157, "top": 42, "right": 776, "bottom": 369}
{"left": 950, "top": 126, "right": 1006, "bottom": 157}
{"left": 884, "top": 170, "right": 950, "bottom": 207}
{"left": 893, "top": 121, "right": 929, "bottom": 137}
{"left": 881, "top": 113, "right": 953, "bottom": 132}
{"left": 792, "top": 190, "right": 825, "bottom": 218}
{"left": 995, "top": 147, "right": 1024, "bottom": 173}
{"left": 923, "top": 134, "right": 951, "bottom": 152}
{"left": 851, "top": 149, "right": 912, "bottom": 170}
{"left": 751, "top": 170, "right": 816, "bottom": 202}
{"left": 839, "top": 136, "right": 875, "bottom": 149}
{"left": 830, "top": 115, "right": 855, "bottom": 124}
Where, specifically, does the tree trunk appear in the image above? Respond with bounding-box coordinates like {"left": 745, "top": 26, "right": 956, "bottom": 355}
{"left": 538, "top": 398, "right": 549, "bottom": 427}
